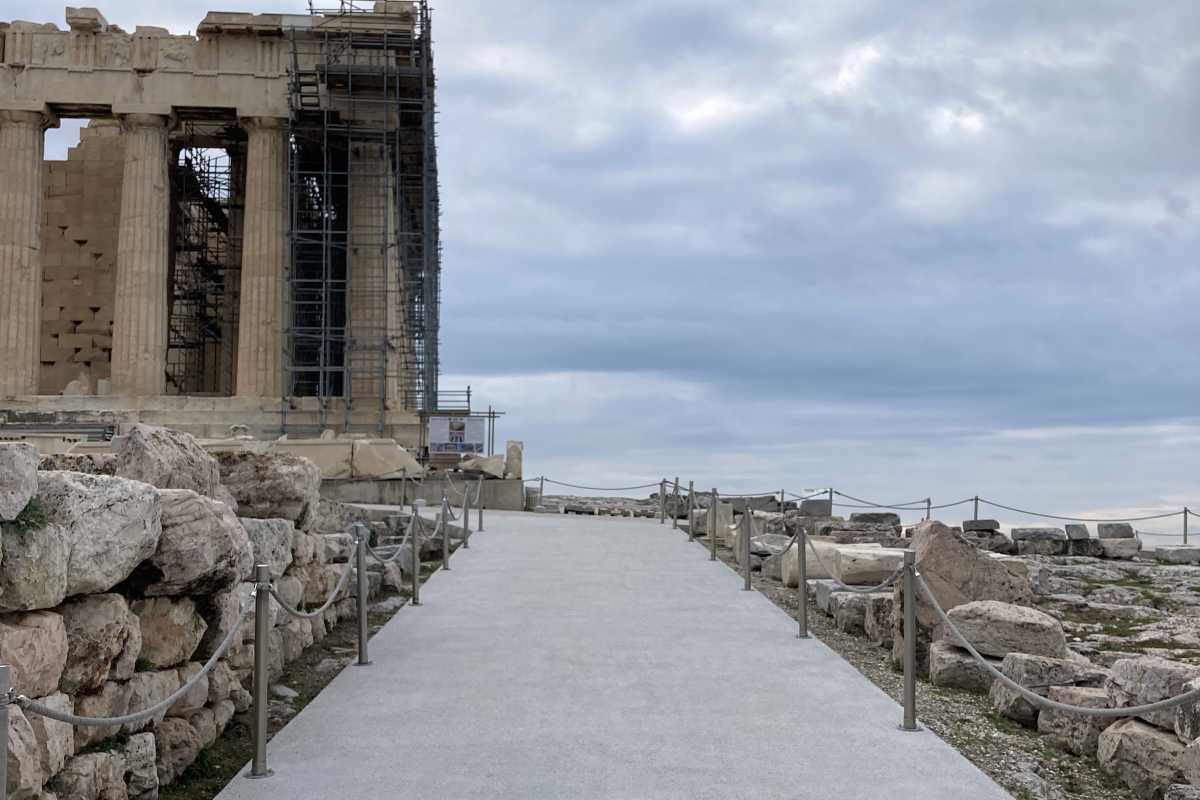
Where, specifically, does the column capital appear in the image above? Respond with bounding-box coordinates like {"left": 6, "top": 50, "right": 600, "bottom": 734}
{"left": 0, "top": 108, "right": 59, "bottom": 130}
{"left": 117, "top": 112, "right": 173, "bottom": 133}
{"left": 240, "top": 116, "right": 289, "bottom": 134}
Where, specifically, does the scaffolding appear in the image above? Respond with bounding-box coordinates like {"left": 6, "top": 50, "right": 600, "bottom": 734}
{"left": 283, "top": 0, "right": 441, "bottom": 435}
{"left": 166, "top": 140, "right": 241, "bottom": 396}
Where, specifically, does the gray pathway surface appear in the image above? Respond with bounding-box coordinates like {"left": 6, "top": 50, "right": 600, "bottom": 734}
{"left": 217, "top": 511, "right": 1011, "bottom": 800}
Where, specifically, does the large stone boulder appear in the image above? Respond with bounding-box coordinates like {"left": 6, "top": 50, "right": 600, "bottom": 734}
{"left": 26, "top": 691, "right": 74, "bottom": 777}
{"left": 1107, "top": 655, "right": 1200, "bottom": 733}
{"left": 459, "top": 455, "right": 505, "bottom": 479}
{"left": 864, "top": 594, "right": 894, "bottom": 646}
{"left": 1101, "top": 538, "right": 1141, "bottom": 559}
{"left": 0, "top": 521, "right": 69, "bottom": 611}
{"left": 60, "top": 593, "right": 141, "bottom": 694}
{"left": 124, "top": 670, "right": 182, "bottom": 734}
{"left": 928, "top": 641, "right": 998, "bottom": 694}
{"left": 131, "top": 597, "right": 207, "bottom": 669}
{"left": 781, "top": 540, "right": 882, "bottom": 586}
{"left": 123, "top": 732, "right": 159, "bottom": 800}
{"left": 1012, "top": 527, "right": 1068, "bottom": 556}
{"left": 1099, "top": 523, "right": 1136, "bottom": 539}
{"left": 1098, "top": 719, "right": 1184, "bottom": 799}
{"left": 241, "top": 518, "right": 296, "bottom": 579}
{"left": 0, "top": 610, "right": 67, "bottom": 697}
{"left": 832, "top": 547, "right": 906, "bottom": 586}
{"left": 130, "top": 489, "right": 253, "bottom": 596}
{"left": 1037, "top": 686, "right": 1113, "bottom": 757}
{"left": 37, "top": 471, "right": 162, "bottom": 596}
{"left": 0, "top": 442, "right": 38, "bottom": 521}
{"left": 217, "top": 452, "right": 321, "bottom": 529}
{"left": 6, "top": 706, "right": 44, "bottom": 799}
{"left": 893, "top": 521, "right": 1033, "bottom": 672}
{"left": 155, "top": 717, "right": 202, "bottom": 785}
{"left": 351, "top": 439, "right": 424, "bottom": 479}
{"left": 990, "top": 653, "right": 1108, "bottom": 727}
{"left": 113, "top": 424, "right": 221, "bottom": 498}
{"left": 504, "top": 440, "right": 524, "bottom": 480}
{"left": 52, "top": 750, "right": 127, "bottom": 800}
{"left": 943, "top": 600, "right": 1069, "bottom": 659}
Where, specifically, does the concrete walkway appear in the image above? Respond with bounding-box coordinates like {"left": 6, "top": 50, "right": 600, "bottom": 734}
{"left": 217, "top": 511, "right": 1011, "bottom": 800}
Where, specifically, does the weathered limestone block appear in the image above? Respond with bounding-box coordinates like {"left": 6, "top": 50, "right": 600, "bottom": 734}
{"left": 832, "top": 547, "right": 905, "bottom": 586}
{"left": 1064, "top": 523, "right": 1091, "bottom": 540}
{"left": 1165, "top": 785, "right": 1200, "bottom": 800}
{"left": 49, "top": 751, "right": 126, "bottom": 800}
{"left": 0, "top": 522, "right": 69, "bottom": 611}
{"left": 154, "top": 717, "right": 201, "bottom": 786}
{"left": 1012, "top": 527, "right": 1068, "bottom": 556}
{"left": 1068, "top": 538, "right": 1105, "bottom": 557}
{"left": 195, "top": 585, "right": 247, "bottom": 660}
{"left": 850, "top": 512, "right": 901, "bottom": 526}
{"left": 113, "top": 424, "right": 221, "bottom": 498}
{"left": 799, "top": 499, "right": 832, "bottom": 516}
{"left": 37, "top": 471, "right": 162, "bottom": 596}
{"left": 781, "top": 540, "right": 882, "bottom": 586}
{"left": 1037, "top": 686, "right": 1113, "bottom": 757}
{"left": 811, "top": 579, "right": 846, "bottom": 614}
{"left": 7, "top": 705, "right": 44, "bottom": 799}
{"left": 273, "top": 575, "right": 303, "bottom": 626}
{"left": 60, "top": 594, "right": 141, "bottom": 694}
{"left": 0, "top": 611, "right": 68, "bottom": 698}
{"left": 1156, "top": 545, "right": 1200, "bottom": 565}
{"left": 944, "top": 600, "right": 1069, "bottom": 659}
{"left": 280, "top": 617, "right": 315, "bottom": 664}
{"left": 1175, "top": 678, "right": 1200, "bottom": 742}
{"left": 459, "top": 455, "right": 504, "bottom": 479}
{"left": 291, "top": 528, "right": 317, "bottom": 566}
{"left": 504, "top": 440, "right": 524, "bottom": 480}
{"left": 123, "top": 670, "right": 182, "bottom": 735}
{"left": 1098, "top": 719, "right": 1184, "bottom": 800}
{"left": 241, "top": 517, "right": 297, "bottom": 580}
{"left": 187, "top": 706, "right": 218, "bottom": 749}
{"left": 38, "top": 454, "right": 117, "bottom": 475}
{"left": 206, "top": 661, "right": 239, "bottom": 706}
{"left": 991, "top": 653, "right": 1108, "bottom": 727}
{"left": 1106, "top": 655, "right": 1200, "bottom": 732}
{"left": 351, "top": 439, "right": 424, "bottom": 479}
{"left": 963, "top": 519, "right": 1001, "bottom": 532}
{"left": 136, "top": 489, "right": 252, "bottom": 595}
{"left": 131, "top": 597, "right": 207, "bottom": 669}
{"left": 213, "top": 698, "right": 236, "bottom": 735}
{"left": 26, "top": 692, "right": 74, "bottom": 777}
{"left": 831, "top": 591, "right": 890, "bottom": 635}
{"left": 864, "top": 594, "right": 894, "bottom": 646}
{"left": 318, "top": 532, "right": 354, "bottom": 564}
{"left": 122, "top": 733, "right": 158, "bottom": 800}
{"left": 74, "top": 682, "right": 132, "bottom": 749}
{"left": 168, "top": 662, "right": 209, "bottom": 717}
{"left": 1099, "top": 523, "right": 1136, "bottom": 539}
{"left": 1101, "top": 538, "right": 1141, "bottom": 559}
{"left": 929, "top": 641, "right": 999, "bottom": 693}
{"left": 0, "top": 442, "right": 38, "bottom": 521}
{"left": 217, "top": 452, "right": 321, "bottom": 529}
{"left": 960, "top": 529, "right": 1016, "bottom": 555}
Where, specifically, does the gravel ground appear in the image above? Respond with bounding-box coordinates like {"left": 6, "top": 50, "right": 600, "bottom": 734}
{"left": 697, "top": 534, "right": 1136, "bottom": 800}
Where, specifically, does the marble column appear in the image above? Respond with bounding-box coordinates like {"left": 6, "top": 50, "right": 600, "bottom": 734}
{"left": 0, "top": 110, "right": 51, "bottom": 396}
{"left": 235, "top": 117, "right": 288, "bottom": 398}
{"left": 111, "top": 113, "right": 171, "bottom": 397}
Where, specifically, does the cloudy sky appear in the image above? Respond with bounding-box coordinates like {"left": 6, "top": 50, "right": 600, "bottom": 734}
{"left": 14, "top": 1, "right": 1200, "bottom": 532}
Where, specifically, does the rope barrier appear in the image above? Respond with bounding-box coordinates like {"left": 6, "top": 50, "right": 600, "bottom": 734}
{"left": 917, "top": 574, "right": 1200, "bottom": 718}
{"left": 787, "top": 490, "right": 828, "bottom": 501}
{"left": 833, "top": 490, "right": 930, "bottom": 510}
{"left": 18, "top": 595, "right": 253, "bottom": 727}
{"left": 803, "top": 536, "right": 906, "bottom": 594}
{"left": 542, "top": 478, "right": 663, "bottom": 492}
{"left": 269, "top": 551, "right": 358, "bottom": 621}
{"left": 977, "top": 498, "right": 1184, "bottom": 524}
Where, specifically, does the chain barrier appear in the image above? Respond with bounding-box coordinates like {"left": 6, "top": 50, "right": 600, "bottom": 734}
{"left": 18, "top": 595, "right": 254, "bottom": 727}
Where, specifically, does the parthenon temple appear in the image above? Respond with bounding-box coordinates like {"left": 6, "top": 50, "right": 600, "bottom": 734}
{"left": 0, "top": 2, "right": 441, "bottom": 445}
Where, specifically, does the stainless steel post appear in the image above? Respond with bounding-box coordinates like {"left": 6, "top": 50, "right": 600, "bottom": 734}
{"left": 249, "top": 564, "right": 272, "bottom": 778}
{"left": 925, "top": 498, "right": 932, "bottom": 521}
{"left": 356, "top": 532, "right": 370, "bottom": 666}
{"left": 411, "top": 506, "right": 423, "bottom": 606}
{"left": 477, "top": 476, "right": 484, "bottom": 531}
{"left": 1, "top": 664, "right": 10, "bottom": 792}
{"left": 463, "top": 483, "right": 472, "bottom": 538}
{"left": 827, "top": 487, "right": 834, "bottom": 508}
{"left": 659, "top": 480, "right": 666, "bottom": 524}
{"left": 687, "top": 480, "right": 696, "bottom": 541}
{"left": 973, "top": 496, "right": 979, "bottom": 521}
{"left": 1186, "top": 508, "right": 1190, "bottom": 545}
{"left": 671, "top": 477, "right": 680, "bottom": 530}
{"left": 539, "top": 476, "right": 545, "bottom": 507}
{"left": 779, "top": 489, "right": 785, "bottom": 514}
{"left": 901, "top": 550, "right": 918, "bottom": 731}
{"left": 709, "top": 488, "right": 719, "bottom": 561}
{"left": 400, "top": 468, "right": 407, "bottom": 509}
{"left": 797, "top": 528, "right": 810, "bottom": 639}
{"left": 742, "top": 512, "right": 752, "bottom": 591}
{"left": 437, "top": 498, "right": 449, "bottom": 569}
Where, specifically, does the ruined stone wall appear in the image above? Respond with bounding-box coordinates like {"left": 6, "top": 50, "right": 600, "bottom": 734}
{"left": 0, "top": 428, "right": 394, "bottom": 799}
{"left": 38, "top": 121, "right": 123, "bottom": 395}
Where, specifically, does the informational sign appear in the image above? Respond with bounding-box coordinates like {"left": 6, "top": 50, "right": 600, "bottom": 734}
{"left": 428, "top": 416, "right": 486, "bottom": 454}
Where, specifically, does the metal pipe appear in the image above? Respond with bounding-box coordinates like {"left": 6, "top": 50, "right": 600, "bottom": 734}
{"left": 539, "top": 475, "right": 545, "bottom": 508}
{"left": 973, "top": 495, "right": 979, "bottom": 521}
{"left": 710, "top": 488, "right": 719, "bottom": 561}
{"left": 1, "top": 664, "right": 10, "bottom": 792}
{"left": 797, "top": 528, "right": 810, "bottom": 639}
{"left": 742, "top": 512, "right": 752, "bottom": 591}
{"left": 901, "top": 550, "right": 918, "bottom": 731}
{"left": 356, "top": 531, "right": 371, "bottom": 666}
{"left": 249, "top": 564, "right": 272, "bottom": 778}
{"left": 671, "top": 477, "right": 680, "bottom": 530}
{"left": 463, "top": 482, "right": 472, "bottom": 538}
{"left": 412, "top": 506, "right": 423, "bottom": 606}
{"left": 827, "top": 487, "right": 834, "bottom": 508}
{"left": 687, "top": 480, "right": 696, "bottom": 541}
{"left": 433, "top": 499, "right": 447, "bottom": 569}
{"left": 779, "top": 489, "right": 785, "bottom": 514}
{"left": 1187, "top": 508, "right": 1190, "bottom": 545}
{"left": 477, "top": 476, "right": 484, "bottom": 531}
{"left": 925, "top": 498, "right": 932, "bottom": 521}
{"left": 659, "top": 480, "right": 666, "bottom": 524}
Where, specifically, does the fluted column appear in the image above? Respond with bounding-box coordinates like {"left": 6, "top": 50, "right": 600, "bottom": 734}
{"left": 111, "top": 113, "right": 171, "bottom": 396}
{"left": 0, "top": 110, "right": 51, "bottom": 396}
{"left": 236, "top": 117, "right": 288, "bottom": 398}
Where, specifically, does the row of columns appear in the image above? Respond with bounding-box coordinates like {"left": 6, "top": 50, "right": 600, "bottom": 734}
{"left": 0, "top": 109, "right": 287, "bottom": 399}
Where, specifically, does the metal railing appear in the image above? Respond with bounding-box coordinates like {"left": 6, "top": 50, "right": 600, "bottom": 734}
{"left": 0, "top": 491, "right": 487, "bottom": 782}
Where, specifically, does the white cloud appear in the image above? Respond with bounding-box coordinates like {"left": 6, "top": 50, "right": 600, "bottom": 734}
{"left": 895, "top": 170, "right": 985, "bottom": 223}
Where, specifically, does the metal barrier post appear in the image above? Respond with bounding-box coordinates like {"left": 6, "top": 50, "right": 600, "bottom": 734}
{"left": 412, "top": 505, "right": 423, "bottom": 606}
{"left": 477, "top": 476, "right": 484, "bottom": 531}
{"left": 1186, "top": 508, "right": 1190, "bottom": 545}
{"left": 355, "top": 532, "right": 371, "bottom": 666}
{"left": 1, "top": 664, "right": 10, "bottom": 792}
{"left": 973, "top": 496, "right": 979, "bottom": 521}
{"left": 924, "top": 498, "right": 931, "bottom": 521}
{"left": 671, "top": 477, "right": 680, "bottom": 529}
{"left": 779, "top": 489, "right": 785, "bottom": 513}
{"left": 659, "top": 480, "right": 666, "bottom": 524}
{"left": 463, "top": 484, "right": 472, "bottom": 539}
{"left": 687, "top": 480, "right": 696, "bottom": 541}
{"left": 539, "top": 475, "right": 545, "bottom": 507}
{"left": 827, "top": 487, "right": 834, "bottom": 508}
{"left": 430, "top": 499, "right": 446, "bottom": 569}
{"left": 400, "top": 468, "right": 407, "bottom": 509}
{"left": 249, "top": 564, "right": 272, "bottom": 778}
{"left": 797, "top": 528, "right": 810, "bottom": 639}
{"left": 742, "top": 512, "right": 753, "bottom": 590}
{"left": 709, "top": 488, "right": 719, "bottom": 561}
{"left": 901, "top": 551, "right": 919, "bottom": 731}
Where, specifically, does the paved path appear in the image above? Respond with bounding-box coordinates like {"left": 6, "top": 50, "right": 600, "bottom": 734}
{"left": 217, "top": 511, "right": 1011, "bottom": 800}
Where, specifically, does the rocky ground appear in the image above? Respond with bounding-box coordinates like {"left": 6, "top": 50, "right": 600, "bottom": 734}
{"left": 700, "top": 531, "right": 1138, "bottom": 800}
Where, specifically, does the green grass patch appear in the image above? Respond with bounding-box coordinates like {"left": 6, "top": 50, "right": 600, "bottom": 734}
{"left": 0, "top": 498, "right": 47, "bottom": 535}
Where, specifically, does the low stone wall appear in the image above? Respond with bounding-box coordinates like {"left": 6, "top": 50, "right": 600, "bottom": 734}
{"left": 321, "top": 476, "right": 526, "bottom": 512}
{"left": 1, "top": 426, "right": 398, "bottom": 800}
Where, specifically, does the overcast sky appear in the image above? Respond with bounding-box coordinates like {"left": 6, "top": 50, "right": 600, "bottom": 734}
{"left": 13, "top": 1, "right": 1200, "bottom": 532}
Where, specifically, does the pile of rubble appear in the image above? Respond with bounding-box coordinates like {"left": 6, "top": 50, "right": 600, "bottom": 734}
{"left": 0, "top": 425, "right": 406, "bottom": 800}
